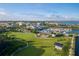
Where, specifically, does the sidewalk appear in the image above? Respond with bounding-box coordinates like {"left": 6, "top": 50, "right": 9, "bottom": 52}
{"left": 69, "top": 36, "right": 75, "bottom": 56}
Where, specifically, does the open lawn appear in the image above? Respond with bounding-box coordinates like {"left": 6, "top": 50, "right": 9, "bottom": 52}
{"left": 6, "top": 32, "right": 71, "bottom": 56}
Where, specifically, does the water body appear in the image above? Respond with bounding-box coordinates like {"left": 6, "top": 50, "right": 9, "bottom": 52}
{"left": 70, "top": 29, "right": 79, "bottom": 56}
{"left": 56, "top": 21, "right": 79, "bottom": 56}
{"left": 68, "top": 29, "right": 79, "bottom": 34}
{"left": 75, "top": 36, "right": 79, "bottom": 56}
{"left": 57, "top": 21, "right": 79, "bottom": 25}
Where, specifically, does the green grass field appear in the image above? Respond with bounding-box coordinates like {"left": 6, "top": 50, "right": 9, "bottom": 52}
{"left": 7, "top": 32, "right": 71, "bottom": 56}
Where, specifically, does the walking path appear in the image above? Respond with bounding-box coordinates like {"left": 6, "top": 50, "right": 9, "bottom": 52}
{"left": 11, "top": 43, "right": 28, "bottom": 56}
{"left": 69, "top": 35, "right": 75, "bottom": 56}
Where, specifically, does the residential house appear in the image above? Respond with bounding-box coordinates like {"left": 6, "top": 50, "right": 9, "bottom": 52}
{"left": 54, "top": 42, "right": 63, "bottom": 50}
{"left": 36, "top": 29, "right": 53, "bottom": 38}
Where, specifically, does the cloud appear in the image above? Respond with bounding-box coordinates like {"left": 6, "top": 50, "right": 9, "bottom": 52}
{"left": 0, "top": 10, "right": 78, "bottom": 21}
{"left": 10, "top": 12, "right": 79, "bottom": 21}
{"left": 0, "top": 11, "right": 7, "bottom": 15}
{"left": 0, "top": 8, "right": 7, "bottom": 15}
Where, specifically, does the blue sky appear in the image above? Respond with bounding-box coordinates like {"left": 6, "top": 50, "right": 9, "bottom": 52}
{"left": 0, "top": 3, "right": 79, "bottom": 21}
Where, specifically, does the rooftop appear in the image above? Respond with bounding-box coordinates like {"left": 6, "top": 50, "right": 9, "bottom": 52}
{"left": 54, "top": 42, "right": 63, "bottom": 47}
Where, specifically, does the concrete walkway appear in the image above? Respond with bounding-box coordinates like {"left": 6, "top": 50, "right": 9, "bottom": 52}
{"left": 69, "top": 36, "right": 75, "bottom": 56}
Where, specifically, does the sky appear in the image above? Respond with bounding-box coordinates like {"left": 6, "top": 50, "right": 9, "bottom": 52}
{"left": 0, "top": 3, "right": 79, "bottom": 21}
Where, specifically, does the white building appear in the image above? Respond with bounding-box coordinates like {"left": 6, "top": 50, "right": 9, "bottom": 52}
{"left": 54, "top": 42, "right": 63, "bottom": 50}
{"left": 26, "top": 25, "right": 35, "bottom": 29}
{"left": 51, "top": 34, "right": 56, "bottom": 37}
{"left": 17, "top": 22, "right": 23, "bottom": 26}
